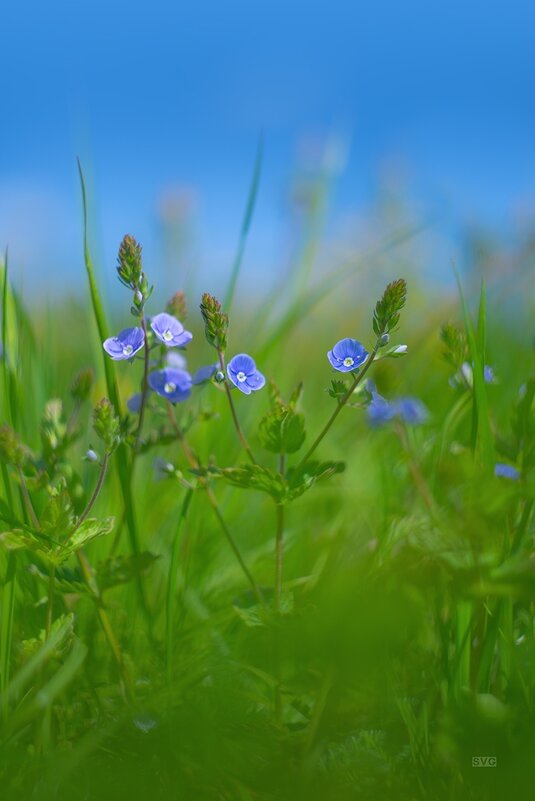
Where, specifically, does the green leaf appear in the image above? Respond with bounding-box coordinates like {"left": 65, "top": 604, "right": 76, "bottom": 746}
{"left": 258, "top": 407, "right": 306, "bottom": 454}
{"left": 233, "top": 589, "right": 294, "bottom": 627}
{"left": 97, "top": 552, "right": 160, "bottom": 592}
{"left": 207, "top": 464, "right": 286, "bottom": 502}
{"left": 67, "top": 516, "right": 115, "bottom": 554}
{"left": 328, "top": 379, "right": 349, "bottom": 401}
{"left": 286, "top": 460, "right": 346, "bottom": 501}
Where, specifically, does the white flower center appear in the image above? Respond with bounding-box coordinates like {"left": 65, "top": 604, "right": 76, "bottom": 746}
{"left": 164, "top": 381, "right": 176, "bottom": 394}
{"left": 343, "top": 356, "right": 354, "bottom": 367}
{"left": 236, "top": 371, "right": 247, "bottom": 383}
{"left": 123, "top": 344, "right": 134, "bottom": 356}
{"left": 163, "top": 329, "right": 173, "bottom": 342}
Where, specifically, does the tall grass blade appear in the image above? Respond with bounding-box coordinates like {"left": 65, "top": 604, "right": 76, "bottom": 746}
{"left": 224, "top": 134, "right": 263, "bottom": 314}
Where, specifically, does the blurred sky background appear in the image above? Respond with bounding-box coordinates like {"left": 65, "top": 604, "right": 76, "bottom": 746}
{"left": 2, "top": 0, "right": 535, "bottom": 299}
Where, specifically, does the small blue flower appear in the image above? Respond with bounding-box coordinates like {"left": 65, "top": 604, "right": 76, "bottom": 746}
{"left": 166, "top": 350, "right": 188, "bottom": 370}
{"left": 103, "top": 327, "right": 145, "bottom": 360}
{"left": 393, "top": 397, "right": 429, "bottom": 425}
{"left": 494, "top": 463, "right": 520, "bottom": 480}
{"left": 192, "top": 363, "right": 218, "bottom": 385}
{"left": 327, "top": 338, "right": 369, "bottom": 373}
{"left": 227, "top": 354, "right": 265, "bottom": 395}
{"left": 484, "top": 365, "right": 495, "bottom": 384}
{"left": 127, "top": 393, "right": 145, "bottom": 413}
{"left": 367, "top": 382, "right": 428, "bottom": 427}
{"left": 367, "top": 390, "right": 396, "bottom": 426}
{"left": 150, "top": 312, "right": 192, "bottom": 348}
{"left": 148, "top": 368, "right": 192, "bottom": 403}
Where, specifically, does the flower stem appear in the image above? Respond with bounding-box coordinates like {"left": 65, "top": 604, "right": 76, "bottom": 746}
{"left": 216, "top": 348, "right": 257, "bottom": 465}
{"left": 166, "top": 403, "right": 263, "bottom": 604}
{"left": 44, "top": 564, "right": 56, "bottom": 641}
{"left": 16, "top": 467, "right": 40, "bottom": 531}
{"left": 133, "top": 315, "right": 150, "bottom": 453}
{"left": 274, "top": 454, "right": 286, "bottom": 614}
{"left": 68, "top": 453, "right": 110, "bottom": 538}
{"left": 297, "top": 343, "right": 380, "bottom": 468}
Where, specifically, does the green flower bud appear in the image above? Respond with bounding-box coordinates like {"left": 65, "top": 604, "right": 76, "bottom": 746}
{"left": 200, "top": 293, "right": 228, "bottom": 351}
{"left": 71, "top": 367, "right": 94, "bottom": 402}
{"left": 93, "top": 399, "right": 121, "bottom": 454}
{"left": 0, "top": 424, "right": 27, "bottom": 466}
{"left": 166, "top": 290, "right": 188, "bottom": 320}
{"left": 117, "top": 235, "right": 143, "bottom": 288}
{"left": 372, "top": 278, "right": 407, "bottom": 338}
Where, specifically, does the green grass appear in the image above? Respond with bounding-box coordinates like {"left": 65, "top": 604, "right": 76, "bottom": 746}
{"left": 0, "top": 185, "right": 534, "bottom": 801}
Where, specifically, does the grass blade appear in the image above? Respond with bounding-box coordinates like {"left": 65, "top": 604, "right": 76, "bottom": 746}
{"left": 224, "top": 134, "right": 263, "bottom": 314}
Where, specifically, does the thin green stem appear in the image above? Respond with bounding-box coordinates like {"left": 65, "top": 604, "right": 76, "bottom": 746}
{"left": 216, "top": 348, "right": 257, "bottom": 465}
{"left": 133, "top": 315, "right": 150, "bottom": 454}
{"left": 68, "top": 453, "right": 110, "bottom": 538}
{"left": 16, "top": 467, "right": 40, "bottom": 531}
{"left": 45, "top": 564, "right": 56, "bottom": 641}
{"left": 166, "top": 402, "right": 263, "bottom": 603}
{"left": 297, "top": 343, "right": 380, "bottom": 469}
{"left": 166, "top": 489, "right": 193, "bottom": 681}
{"left": 274, "top": 454, "right": 286, "bottom": 614}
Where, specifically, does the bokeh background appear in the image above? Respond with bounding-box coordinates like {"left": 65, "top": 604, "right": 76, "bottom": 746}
{"left": 3, "top": 0, "right": 535, "bottom": 300}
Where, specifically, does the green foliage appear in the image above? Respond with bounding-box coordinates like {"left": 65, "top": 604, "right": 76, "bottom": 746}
{"left": 259, "top": 381, "right": 306, "bottom": 454}
{"left": 93, "top": 398, "right": 120, "bottom": 453}
{"left": 372, "top": 278, "right": 407, "bottom": 337}
{"left": 441, "top": 322, "right": 469, "bottom": 369}
{"left": 199, "top": 292, "right": 228, "bottom": 351}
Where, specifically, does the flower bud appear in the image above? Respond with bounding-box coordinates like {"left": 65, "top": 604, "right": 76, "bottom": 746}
{"left": 166, "top": 290, "right": 188, "bottom": 320}
{"left": 0, "top": 424, "right": 27, "bottom": 466}
{"left": 379, "top": 333, "right": 390, "bottom": 346}
{"left": 117, "top": 235, "right": 143, "bottom": 288}
{"left": 93, "top": 398, "right": 121, "bottom": 454}
{"left": 71, "top": 367, "right": 94, "bottom": 402}
{"left": 200, "top": 293, "right": 228, "bottom": 351}
{"left": 215, "top": 370, "right": 225, "bottom": 383}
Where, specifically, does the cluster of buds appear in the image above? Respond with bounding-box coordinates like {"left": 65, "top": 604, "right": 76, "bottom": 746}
{"left": 70, "top": 367, "right": 94, "bottom": 403}
{"left": 372, "top": 278, "right": 407, "bottom": 338}
{"left": 0, "top": 424, "right": 28, "bottom": 467}
{"left": 166, "top": 290, "right": 188, "bottom": 321}
{"left": 116, "top": 235, "right": 153, "bottom": 318}
{"left": 93, "top": 399, "right": 121, "bottom": 454}
{"left": 200, "top": 293, "right": 228, "bottom": 352}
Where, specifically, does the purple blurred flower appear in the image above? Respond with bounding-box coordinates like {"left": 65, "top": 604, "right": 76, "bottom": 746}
{"left": 127, "top": 393, "right": 144, "bottom": 413}
{"left": 193, "top": 363, "right": 218, "bottom": 385}
{"left": 166, "top": 350, "right": 188, "bottom": 370}
{"left": 327, "top": 338, "right": 369, "bottom": 373}
{"left": 494, "top": 463, "right": 520, "bottom": 480}
{"left": 227, "top": 354, "right": 265, "bottom": 395}
{"left": 103, "top": 327, "right": 145, "bottom": 361}
{"left": 150, "top": 312, "right": 192, "bottom": 348}
{"left": 367, "top": 384, "right": 428, "bottom": 427}
{"left": 148, "top": 368, "right": 192, "bottom": 403}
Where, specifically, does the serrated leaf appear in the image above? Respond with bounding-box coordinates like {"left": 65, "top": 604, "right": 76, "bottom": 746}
{"left": 259, "top": 407, "right": 306, "bottom": 454}
{"left": 97, "top": 551, "right": 160, "bottom": 592}
{"left": 286, "top": 460, "right": 346, "bottom": 501}
{"left": 67, "top": 516, "right": 115, "bottom": 553}
{"left": 233, "top": 589, "right": 294, "bottom": 627}
{"left": 205, "top": 464, "right": 286, "bottom": 502}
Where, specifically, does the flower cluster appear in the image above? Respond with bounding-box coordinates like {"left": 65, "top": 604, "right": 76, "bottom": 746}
{"left": 366, "top": 382, "right": 428, "bottom": 427}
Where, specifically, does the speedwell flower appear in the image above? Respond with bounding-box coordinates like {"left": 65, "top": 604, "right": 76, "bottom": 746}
{"left": 327, "top": 338, "right": 369, "bottom": 373}
{"left": 367, "top": 383, "right": 428, "bottom": 427}
{"left": 148, "top": 368, "right": 192, "bottom": 403}
{"left": 103, "top": 327, "right": 145, "bottom": 360}
{"left": 227, "top": 354, "right": 265, "bottom": 395}
{"left": 150, "top": 312, "right": 192, "bottom": 348}
{"left": 192, "top": 364, "right": 218, "bottom": 385}
{"left": 494, "top": 463, "right": 519, "bottom": 480}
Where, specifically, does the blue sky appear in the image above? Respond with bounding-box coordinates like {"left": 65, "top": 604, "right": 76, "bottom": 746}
{"left": 2, "top": 0, "right": 535, "bottom": 296}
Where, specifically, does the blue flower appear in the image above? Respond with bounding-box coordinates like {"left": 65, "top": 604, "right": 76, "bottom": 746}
{"left": 166, "top": 350, "right": 188, "bottom": 369}
{"left": 227, "top": 354, "right": 265, "bottom": 395}
{"left": 192, "top": 363, "right": 218, "bottom": 385}
{"left": 103, "top": 327, "right": 145, "bottom": 360}
{"left": 150, "top": 312, "right": 192, "bottom": 348}
{"left": 127, "top": 392, "right": 144, "bottom": 413}
{"left": 327, "top": 338, "right": 369, "bottom": 373}
{"left": 148, "top": 368, "right": 192, "bottom": 403}
{"left": 367, "top": 390, "right": 396, "bottom": 426}
{"left": 394, "top": 398, "right": 429, "bottom": 425}
{"left": 367, "top": 383, "right": 428, "bottom": 427}
{"left": 494, "top": 463, "right": 520, "bottom": 480}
